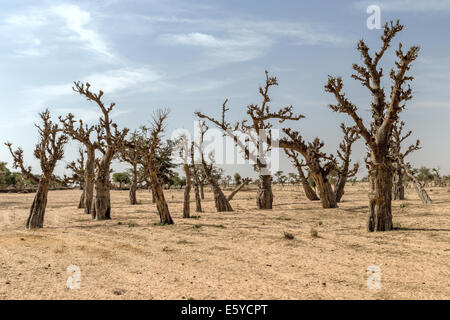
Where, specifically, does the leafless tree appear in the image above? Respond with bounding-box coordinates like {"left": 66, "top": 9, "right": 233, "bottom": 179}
{"left": 325, "top": 20, "right": 420, "bottom": 231}
{"left": 135, "top": 109, "right": 174, "bottom": 224}
{"left": 72, "top": 82, "right": 129, "bottom": 220}
{"left": 5, "top": 109, "right": 68, "bottom": 229}
{"left": 190, "top": 142, "right": 202, "bottom": 212}
{"left": 334, "top": 124, "right": 360, "bottom": 202}
{"left": 118, "top": 131, "right": 143, "bottom": 205}
{"left": 196, "top": 71, "right": 303, "bottom": 209}
{"left": 59, "top": 113, "right": 96, "bottom": 214}
{"left": 66, "top": 147, "right": 86, "bottom": 208}
{"left": 391, "top": 120, "right": 431, "bottom": 204}
{"left": 227, "top": 177, "right": 251, "bottom": 201}
{"left": 284, "top": 149, "right": 319, "bottom": 201}
{"left": 196, "top": 121, "right": 233, "bottom": 212}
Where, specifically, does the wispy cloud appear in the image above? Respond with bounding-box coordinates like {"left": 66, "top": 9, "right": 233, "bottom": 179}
{"left": 1, "top": 3, "right": 117, "bottom": 61}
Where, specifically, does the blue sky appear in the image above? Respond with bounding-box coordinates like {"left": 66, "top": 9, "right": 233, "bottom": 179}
{"left": 1, "top": 0, "right": 449, "bottom": 178}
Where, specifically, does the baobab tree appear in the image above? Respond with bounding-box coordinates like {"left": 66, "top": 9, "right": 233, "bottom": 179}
{"left": 284, "top": 149, "right": 319, "bottom": 201}
{"left": 325, "top": 20, "right": 420, "bottom": 231}
{"left": 59, "top": 113, "right": 96, "bottom": 215}
{"left": 118, "top": 131, "right": 142, "bottom": 205}
{"left": 66, "top": 147, "right": 86, "bottom": 209}
{"left": 334, "top": 124, "right": 360, "bottom": 203}
{"left": 196, "top": 73, "right": 303, "bottom": 209}
{"left": 72, "top": 82, "right": 129, "bottom": 220}
{"left": 391, "top": 120, "right": 431, "bottom": 204}
{"left": 5, "top": 109, "right": 68, "bottom": 229}
{"left": 135, "top": 109, "right": 174, "bottom": 224}
{"left": 196, "top": 121, "right": 233, "bottom": 212}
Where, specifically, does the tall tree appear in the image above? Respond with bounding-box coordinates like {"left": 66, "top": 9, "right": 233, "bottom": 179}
{"left": 135, "top": 110, "right": 174, "bottom": 224}
{"left": 325, "top": 20, "right": 420, "bottom": 231}
{"left": 196, "top": 121, "right": 233, "bottom": 212}
{"left": 190, "top": 142, "right": 202, "bottom": 212}
{"left": 196, "top": 73, "right": 302, "bottom": 209}
{"left": 5, "top": 110, "right": 68, "bottom": 229}
{"left": 59, "top": 113, "right": 96, "bottom": 215}
{"left": 72, "top": 82, "right": 129, "bottom": 220}
{"left": 176, "top": 133, "right": 193, "bottom": 218}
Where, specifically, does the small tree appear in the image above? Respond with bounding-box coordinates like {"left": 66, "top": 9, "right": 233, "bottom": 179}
{"left": 325, "top": 20, "right": 419, "bottom": 231}
{"left": 234, "top": 173, "right": 242, "bottom": 186}
{"left": 334, "top": 124, "right": 360, "bottom": 202}
{"left": 112, "top": 172, "right": 130, "bottom": 189}
{"left": 66, "top": 147, "right": 86, "bottom": 208}
{"left": 118, "top": 131, "right": 143, "bottom": 205}
{"left": 0, "top": 162, "right": 16, "bottom": 188}
{"left": 285, "top": 149, "right": 319, "bottom": 201}
{"left": 72, "top": 82, "right": 129, "bottom": 220}
{"left": 5, "top": 110, "right": 68, "bottom": 229}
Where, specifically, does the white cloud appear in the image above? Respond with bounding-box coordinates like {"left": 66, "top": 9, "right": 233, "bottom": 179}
{"left": 51, "top": 4, "right": 116, "bottom": 61}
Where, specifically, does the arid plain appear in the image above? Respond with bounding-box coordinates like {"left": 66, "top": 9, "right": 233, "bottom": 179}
{"left": 0, "top": 183, "right": 448, "bottom": 300}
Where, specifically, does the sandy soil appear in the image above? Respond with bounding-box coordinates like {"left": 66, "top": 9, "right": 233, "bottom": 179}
{"left": 0, "top": 183, "right": 448, "bottom": 300}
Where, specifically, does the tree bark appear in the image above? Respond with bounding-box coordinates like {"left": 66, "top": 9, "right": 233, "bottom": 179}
{"left": 367, "top": 162, "right": 394, "bottom": 232}
{"left": 26, "top": 179, "right": 50, "bottom": 229}
{"left": 91, "top": 158, "right": 111, "bottom": 221}
{"left": 312, "top": 173, "right": 337, "bottom": 208}
{"left": 298, "top": 168, "right": 319, "bottom": 201}
{"left": 404, "top": 166, "right": 432, "bottom": 204}
{"left": 200, "top": 183, "right": 205, "bottom": 200}
{"left": 392, "top": 164, "right": 405, "bottom": 200}
{"left": 78, "top": 188, "right": 85, "bottom": 209}
{"left": 84, "top": 147, "right": 95, "bottom": 215}
{"left": 201, "top": 160, "right": 232, "bottom": 212}
{"left": 257, "top": 174, "right": 273, "bottom": 209}
{"left": 129, "top": 164, "right": 138, "bottom": 205}
{"left": 150, "top": 170, "right": 173, "bottom": 224}
{"left": 183, "top": 164, "right": 191, "bottom": 218}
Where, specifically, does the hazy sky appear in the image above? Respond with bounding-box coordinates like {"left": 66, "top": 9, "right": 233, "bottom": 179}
{"left": 1, "top": 0, "right": 449, "bottom": 179}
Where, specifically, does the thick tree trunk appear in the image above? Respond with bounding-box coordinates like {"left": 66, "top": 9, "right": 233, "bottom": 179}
{"left": 227, "top": 179, "right": 250, "bottom": 201}
{"left": 194, "top": 183, "right": 202, "bottom": 212}
{"left": 211, "top": 180, "right": 233, "bottom": 212}
{"left": 183, "top": 164, "right": 191, "bottom": 218}
{"left": 78, "top": 188, "right": 85, "bottom": 209}
{"left": 129, "top": 164, "right": 138, "bottom": 205}
{"left": 312, "top": 173, "right": 337, "bottom": 208}
{"left": 257, "top": 174, "right": 273, "bottom": 209}
{"left": 334, "top": 175, "right": 347, "bottom": 203}
{"left": 367, "top": 162, "right": 393, "bottom": 232}
{"left": 92, "top": 159, "right": 111, "bottom": 221}
{"left": 26, "top": 179, "right": 50, "bottom": 229}
{"left": 84, "top": 147, "right": 95, "bottom": 215}
{"left": 392, "top": 165, "right": 405, "bottom": 200}
{"left": 404, "top": 166, "right": 432, "bottom": 204}
{"left": 297, "top": 168, "right": 319, "bottom": 201}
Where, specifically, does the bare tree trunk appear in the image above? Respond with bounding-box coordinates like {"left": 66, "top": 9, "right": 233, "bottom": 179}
{"left": 26, "top": 180, "right": 50, "bottom": 229}
{"left": 227, "top": 179, "right": 250, "bottom": 201}
{"left": 312, "top": 173, "right": 337, "bottom": 208}
{"left": 150, "top": 171, "right": 173, "bottom": 224}
{"left": 298, "top": 168, "right": 319, "bottom": 201}
{"left": 404, "top": 166, "right": 432, "bottom": 204}
{"left": 211, "top": 180, "right": 233, "bottom": 211}
{"left": 194, "top": 183, "right": 202, "bottom": 212}
{"left": 257, "top": 174, "right": 273, "bottom": 209}
{"left": 183, "top": 164, "right": 191, "bottom": 218}
{"left": 78, "top": 188, "right": 85, "bottom": 209}
{"left": 367, "top": 163, "right": 393, "bottom": 232}
{"left": 84, "top": 147, "right": 95, "bottom": 215}
{"left": 129, "top": 164, "right": 138, "bottom": 205}
{"left": 392, "top": 164, "right": 405, "bottom": 200}
{"left": 92, "top": 159, "right": 111, "bottom": 220}
{"left": 200, "top": 183, "right": 205, "bottom": 200}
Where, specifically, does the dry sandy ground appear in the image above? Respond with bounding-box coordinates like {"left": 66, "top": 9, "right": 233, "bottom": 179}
{"left": 0, "top": 183, "right": 448, "bottom": 300}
